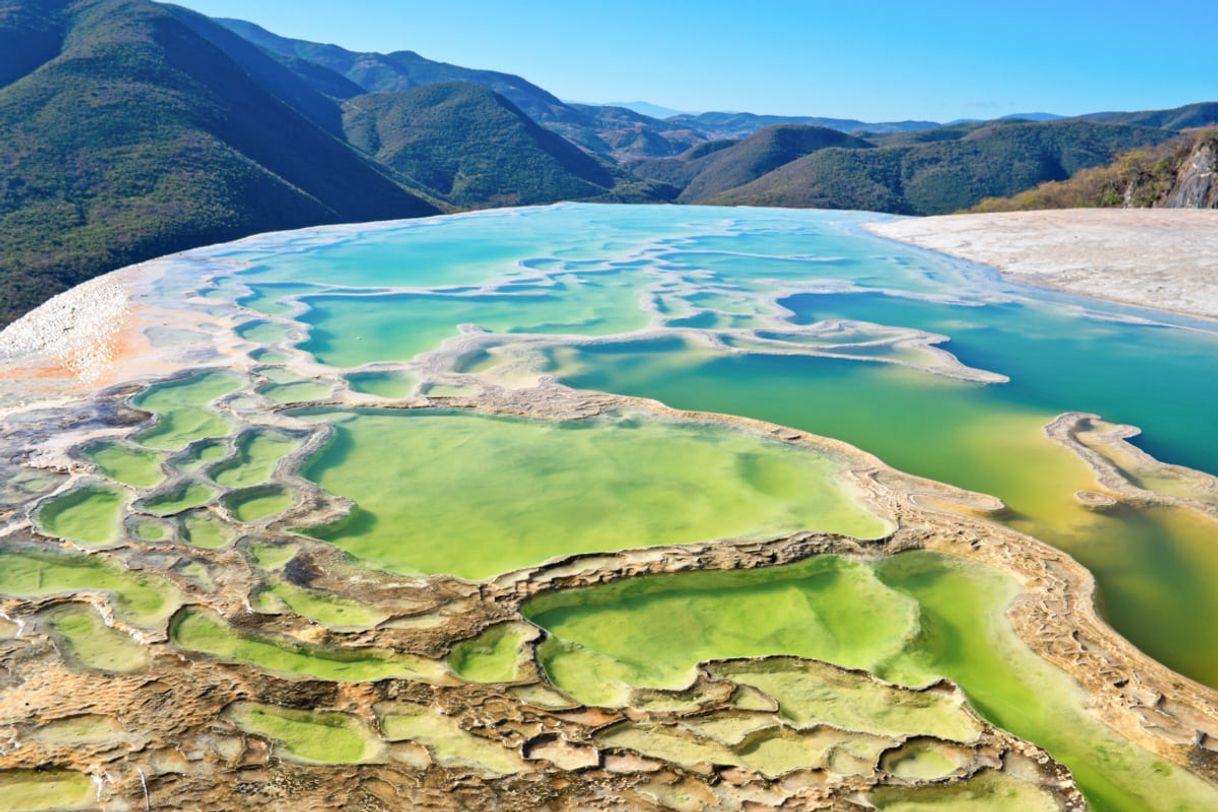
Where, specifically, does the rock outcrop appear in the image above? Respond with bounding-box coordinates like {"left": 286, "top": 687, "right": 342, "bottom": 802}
{"left": 1163, "top": 133, "right": 1218, "bottom": 208}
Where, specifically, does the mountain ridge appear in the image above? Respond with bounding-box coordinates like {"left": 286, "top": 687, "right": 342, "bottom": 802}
{"left": 342, "top": 82, "right": 673, "bottom": 207}
{"left": 0, "top": 0, "right": 440, "bottom": 327}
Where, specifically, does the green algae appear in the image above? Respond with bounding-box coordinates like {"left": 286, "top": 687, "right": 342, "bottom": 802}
{"left": 175, "top": 440, "right": 227, "bottom": 472}
{"left": 169, "top": 607, "right": 446, "bottom": 682}
{"left": 680, "top": 712, "right": 774, "bottom": 744}
{"left": 511, "top": 684, "right": 579, "bottom": 711}
{"left": 84, "top": 441, "right": 164, "bottom": 488}
{"left": 709, "top": 658, "right": 982, "bottom": 742}
{"left": 139, "top": 481, "right": 215, "bottom": 516}
{"left": 0, "top": 769, "right": 96, "bottom": 812}
{"left": 180, "top": 512, "right": 234, "bottom": 549}
{"left": 133, "top": 371, "right": 242, "bottom": 450}
{"left": 225, "top": 702, "right": 383, "bottom": 764}
{"left": 248, "top": 542, "right": 297, "bottom": 571}
{"left": 41, "top": 603, "right": 148, "bottom": 674}
{"left": 223, "top": 485, "right": 295, "bottom": 522}
{"left": 377, "top": 702, "right": 525, "bottom": 775}
{"left": 144, "top": 205, "right": 1218, "bottom": 805}
{"left": 132, "top": 520, "right": 169, "bottom": 542}
{"left": 597, "top": 719, "right": 889, "bottom": 779}
{"left": 0, "top": 549, "right": 182, "bottom": 628}
{"left": 292, "top": 408, "right": 888, "bottom": 579}
{"left": 447, "top": 622, "right": 535, "bottom": 683}
{"left": 255, "top": 579, "right": 388, "bottom": 629}
{"left": 868, "top": 769, "right": 1061, "bottom": 811}
{"left": 558, "top": 287, "right": 1218, "bottom": 689}
{"left": 525, "top": 552, "right": 1218, "bottom": 812}
{"left": 34, "top": 483, "right": 125, "bottom": 546}
{"left": 880, "top": 740, "right": 969, "bottom": 780}
{"left": 210, "top": 431, "right": 299, "bottom": 489}
{"left": 527, "top": 556, "right": 921, "bottom": 707}
{"left": 177, "top": 561, "right": 217, "bottom": 591}
{"left": 346, "top": 370, "right": 415, "bottom": 398}
{"left": 30, "top": 714, "right": 125, "bottom": 746}
{"left": 873, "top": 553, "right": 1216, "bottom": 812}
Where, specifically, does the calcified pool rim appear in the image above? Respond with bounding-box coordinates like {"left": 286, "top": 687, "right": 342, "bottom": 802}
{"left": 0, "top": 204, "right": 1216, "bottom": 810}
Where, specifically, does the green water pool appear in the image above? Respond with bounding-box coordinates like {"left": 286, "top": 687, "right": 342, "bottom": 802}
{"left": 524, "top": 551, "right": 1218, "bottom": 812}
{"left": 291, "top": 407, "right": 889, "bottom": 579}
{"left": 49, "top": 203, "right": 1218, "bottom": 804}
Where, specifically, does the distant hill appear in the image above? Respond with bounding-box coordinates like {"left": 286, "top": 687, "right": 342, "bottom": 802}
{"left": 562, "top": 104, "right": 706, "bottom": 158}
{"left": 1000, "top": 113, "right": 1064, "bottom": 122}
{"left": 972, "top": 129, "right": 1218, "bottom": 212}
{"left": 343, "top": 82, "right": 673, "bottom": 207}
{"left": 0, "top": 0, "right": 438, "bottom": 328}
{"left": 707, "top": 121, "right": 1175, "bottom": 214}
{"left": 666, "top": 111, "right": 940, "bottom": 139}
{"left": 216, "top": 18, "right": 581, "bottom": 127}
{"left": 630, "top": 125, "right": 874, "bottom": 203}
{"left": 216, "top": 18, "right": 705, "bottom": 161}
{"left": 1076, "top": 101, "right": 1218, "bottom": 131}
{"left": 604, "top": 101, "right": 692, "bottom": 119}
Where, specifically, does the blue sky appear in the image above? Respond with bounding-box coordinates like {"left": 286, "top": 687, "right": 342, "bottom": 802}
{"left": 176, "top": 0, "right": 1218, "bottom": 121}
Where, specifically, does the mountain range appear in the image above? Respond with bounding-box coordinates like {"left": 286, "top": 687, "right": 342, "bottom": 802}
{"left": 1, "top": 0, "right": 1216, "bottom": 326}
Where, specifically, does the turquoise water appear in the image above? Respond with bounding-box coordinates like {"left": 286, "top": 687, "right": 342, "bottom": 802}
{"left": 558, "top": 302, "right": 1218, "bottom": 685}
{"left": 202, "top": 203, "right": 1218, "bottom": 806}
{"left": 298, "top": 270, "right": 653, "bottom": 367}
{"left": 214, "top": 204, "right": 1218, "bottom": 687}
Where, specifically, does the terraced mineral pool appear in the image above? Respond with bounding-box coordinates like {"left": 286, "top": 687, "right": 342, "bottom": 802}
{"left": 169, "top": 606, "right": 446, "bottom": 682}
{"left": 174, "top": 440, "right": 227, "bottom": 472}
{"left": 346, "top": 370, "right": 415, "bottom": 398}
{"left": 255, "top": 368, "right": 332, "bottom": 403}
{"left": 225, "top": 702, "right": 383, "bottom": 764}
{"left": 40, "top": 602, "right": 149, "bottom": 673}
{"left": 447, "top": 622, "right": 535, "bottom": 683}
{"left": 254, "top": 579, "right": 389, "bottom": 629}
{"left": 297, "top": 269, "right": 652, "bottom": 368}
{"left": 557, "top": 330, "right": 1218, "bottom": 687}
{"left": 223, "top": 485, "right": 294, "bottom": 522}
{"left": 868, "top": 769, "right": 1062, "bottom": 811}
{"left": 30, "top": 715, "right": 126, "bottom": 746}
{"left": 0, "top": 769, "right": 95, "bottom": 812}
{"left": 708, "top": 658, "right": 982, "bottom": 742}
{"left": 138, "top": 481, "right": 216, "bottom": 516}
{"left": 0, "top": 549, "right": 182, "bottom": 627}
{"left": 84, "top": 441, "right": 165, "bottom": 488}
{"left": 132, "top": 519, "right": 169, "bottom": 541}
{"left": 236, "top": 320, "right": 291, "bottom": 344}
{"left": 132, "top": 370, "right": 242, "bottom": 450}
{"left": 878, "top": 740, "right": 972, "bottom": 780}
{"left": 236, "top": 283, "right": 320, "bottom": 316}
{"left": 34, "top": 482, "right": 125, "bottom": 546}
{"left": 290, "top": 408, "right": 888, "bottom": 579}
{"left": 523, "top": 551, "right": 1218, "bottom": 812}
{"left": 180, "top": 511, "right": 234, "bottom": 549}
{"left": 210, "top": 431, "right": 299, "bottom": 489}
{"left": 376, "top": 702, "right": 526, "bottom": 775}
{"left": 16, "top": 203, "right": 1218, "bottom": 806}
